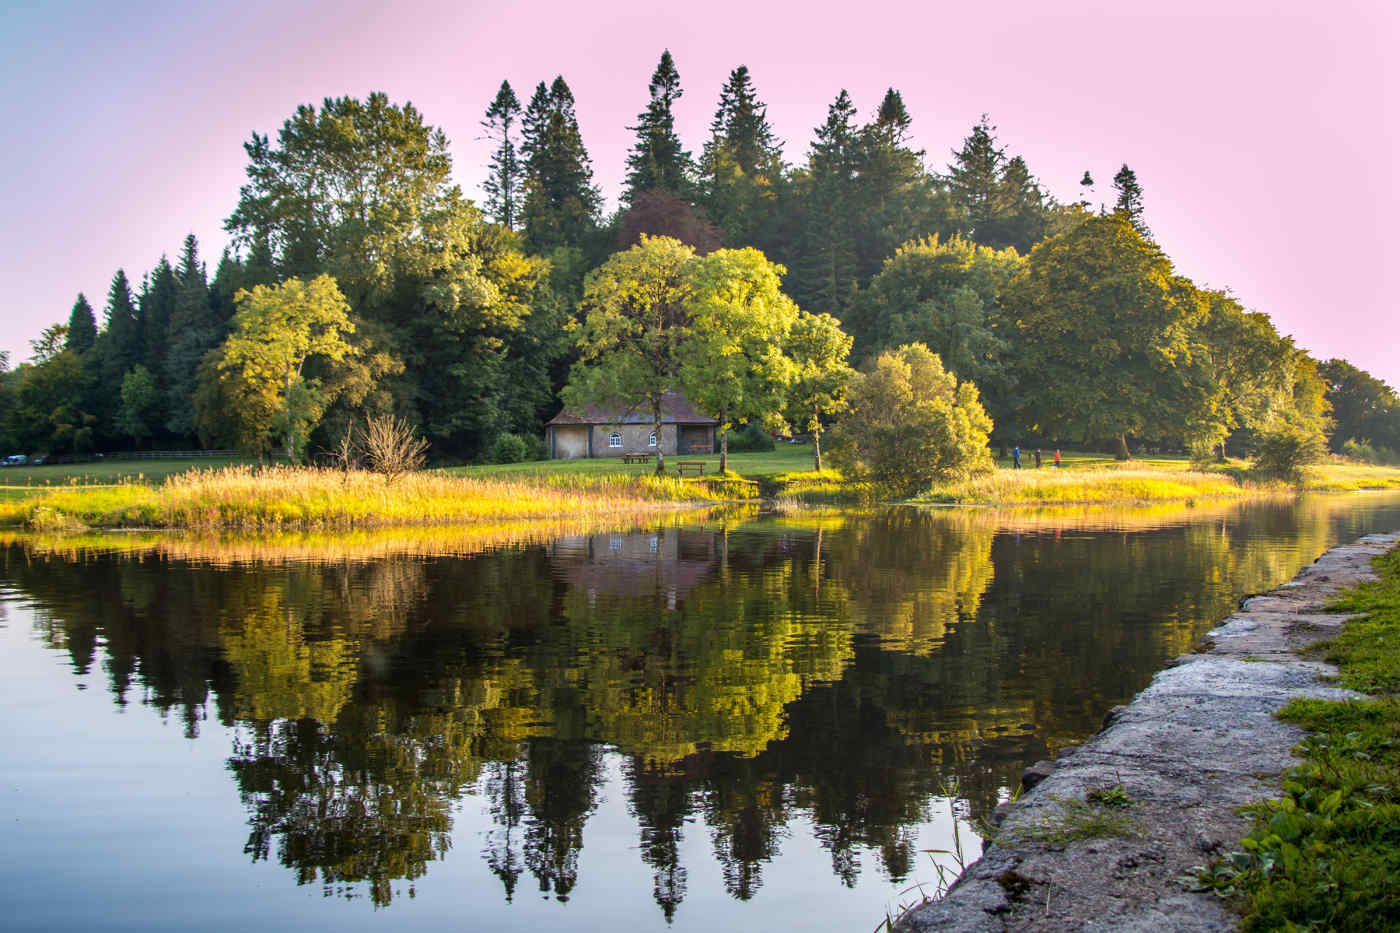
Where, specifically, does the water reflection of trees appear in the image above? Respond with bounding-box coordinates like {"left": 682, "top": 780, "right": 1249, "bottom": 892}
{"left": 6, "top": 495, "right": 1395, "bottom": 915}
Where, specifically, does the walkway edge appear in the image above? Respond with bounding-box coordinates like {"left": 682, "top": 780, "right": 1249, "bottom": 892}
{"left": 896, "top": 532, "right": 1400, "bottom": 932}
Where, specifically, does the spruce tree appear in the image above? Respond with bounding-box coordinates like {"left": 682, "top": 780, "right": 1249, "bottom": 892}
{"left": 790, "top": 90, "right": 860, "bottom": 319}
{"left": 482, "top": 80, "right": 523, "bottom": 229}
{"left": 521, "top": 77, "right": 600, "bottom": 252}
{"left": 140, "top": 257, "right": 178, "bottom": 384}
{"left": 1112, "top": 164, "right": 1149, "bottom": 237}
{"left": 623, "top": 50, "right": 693, "bottom": 202}
{"left": 947, "top": 115, "right": 1008, "bottom": 241}
{"left": 65, "top": 293, "right": 97, "bottom": 354}
{"left": 164, "top": 235, "right": 215, "bottom": 438}
{"left": 703, "top": 66, "right": 780, "bottom": 175}
{"left": 102, "top": 270, "right": 141, "bottom": 372}
{"left": 697, "top": 65, "right": 784, "bottom": 246}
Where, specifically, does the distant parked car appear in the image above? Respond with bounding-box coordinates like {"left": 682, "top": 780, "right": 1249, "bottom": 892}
{"left": 3, "top": 454, "right": 26, "bottom": 466}
{"left": 29, "top": 455, "right": 46, "bottom": 465}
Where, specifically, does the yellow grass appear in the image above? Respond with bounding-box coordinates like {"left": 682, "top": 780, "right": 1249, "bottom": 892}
{"left": 930, "top": 463, "right": 1251, "bottom": 505}
{"left": 0, "top": 465, "right": 725, "bottom": 532}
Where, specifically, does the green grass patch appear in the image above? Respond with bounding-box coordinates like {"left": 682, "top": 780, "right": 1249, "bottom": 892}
{"left": 1194, "top": 545, "right": 1400, "bottom": 930}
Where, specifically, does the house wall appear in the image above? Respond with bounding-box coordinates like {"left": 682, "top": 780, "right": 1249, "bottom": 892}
{"left": 551, "top": 425, "right": 590, "bottom": 459}
{"left": 678, "top": 425, "right": 714, "bottom": 455}
{"left": 589, "top": 423, "right": 677, "bottom": 456}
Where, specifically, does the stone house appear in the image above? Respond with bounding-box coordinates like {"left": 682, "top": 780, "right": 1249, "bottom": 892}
{"left": 544, "top": 392, "right": 717, "bottom": 459}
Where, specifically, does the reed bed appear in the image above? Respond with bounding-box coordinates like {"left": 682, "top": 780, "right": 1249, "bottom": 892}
{"left": 931, "top": 464, "right": 1248, "bottom": 505}
{"left": 0, "top": 465, "right": 723, "bottom": 532}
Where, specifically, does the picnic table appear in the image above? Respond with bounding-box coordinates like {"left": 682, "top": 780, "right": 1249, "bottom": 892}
{"left": 622, "top": 453, "right": 651, "bottom": 464}
{"left": 674, "top": 461, "right": 705, "bottom": 477}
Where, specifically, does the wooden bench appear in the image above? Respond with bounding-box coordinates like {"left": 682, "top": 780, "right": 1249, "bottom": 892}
{"left": 622, "top": 453, "right": 651, "bottom": 464}
{"left": 675, "top": 461, "right": 705, "bottom": 477}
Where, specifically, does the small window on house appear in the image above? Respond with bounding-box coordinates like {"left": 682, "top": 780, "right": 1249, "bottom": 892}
{"left": 648, "top": 431, "right": 657, "bottom": 447}
{"left": 609, "top": 432, "right": 622, "bottom": 448}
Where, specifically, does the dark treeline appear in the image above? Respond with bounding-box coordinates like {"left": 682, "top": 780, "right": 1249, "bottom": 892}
{"left": 4, "top": 52, "right": 1398, "bottom": 463}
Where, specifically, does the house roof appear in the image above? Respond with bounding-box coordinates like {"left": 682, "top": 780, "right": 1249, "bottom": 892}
{"left": 547, "top": 391, "right": 718, "bottom": 427}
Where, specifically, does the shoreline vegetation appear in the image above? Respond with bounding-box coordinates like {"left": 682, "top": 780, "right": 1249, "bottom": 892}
{"left": 1197, "top": 542, "right": 1400, "bottom": 929}
{"left": 0, "top": 447, "right": 1397, "bottom": 533}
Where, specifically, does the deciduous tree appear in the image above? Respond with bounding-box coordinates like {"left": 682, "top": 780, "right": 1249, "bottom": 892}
{"left": 216, "top": 275, "right": 356, "bottom": 461}
{"left": 564, "top": 236, "right": 697, "bottom": 474}
{"left": 679, "top": 248, "right": 798, "bottom": 472}
{"left": 829, "top": 343, "right": 993, "bottom": 497}
{"left": 783, "top": 310, "right": 854, "bottom": 471}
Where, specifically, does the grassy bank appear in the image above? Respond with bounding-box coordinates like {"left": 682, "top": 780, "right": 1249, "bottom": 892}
{"left": 1198, "top": 544, "right": 1400, "bottom": 929}
{"left": 1, "top": 449, "right": 1396, "bottom": 531}
{"left": 0, "top": 465, "right": 736, "bottom": 531}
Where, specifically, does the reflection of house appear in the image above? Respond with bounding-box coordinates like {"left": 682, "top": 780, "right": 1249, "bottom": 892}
{"left": 544, "top": 392, "right": 717, "bottom": 459}
{"left": 550, "top": 529, "right": 718, "bottom": 610}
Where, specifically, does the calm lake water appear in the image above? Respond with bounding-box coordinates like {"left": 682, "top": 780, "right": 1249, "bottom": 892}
{"left": 2, "top": 493, "right": 1399, "bottom": 931}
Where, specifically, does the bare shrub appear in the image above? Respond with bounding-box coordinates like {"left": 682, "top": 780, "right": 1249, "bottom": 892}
{"left": 359, "top": 415, "right": 429, "bottom": 483}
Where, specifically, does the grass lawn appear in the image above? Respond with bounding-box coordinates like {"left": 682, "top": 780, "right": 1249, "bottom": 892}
{"left": 1196, "top": 544, "right": 1400, "bottom": 930}
{"left": 0, "top": 456, "right": 258, "bottom": 487}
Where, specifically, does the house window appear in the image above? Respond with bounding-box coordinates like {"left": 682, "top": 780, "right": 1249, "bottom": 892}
{"left": 608, "top": 432, "right": 622, "bottom": 448}
{"left": 648, "top": 431, "right": 657, "bottom": 447}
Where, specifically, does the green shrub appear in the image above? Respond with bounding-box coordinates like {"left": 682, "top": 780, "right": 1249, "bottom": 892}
{"left": 489, "top": 432, "right": 529, "bottom": 464}
{"left": 1342, "top": 438, "right": 1399, "bottom": 466}
{"left": 728, "top": 422, "right": 775, "bottom": 452}
{"left": 829, "top": 343, "right": 994, "bottom": 498}
{"left": 1252, "top": 421, "right": 1327, "bottom": 483}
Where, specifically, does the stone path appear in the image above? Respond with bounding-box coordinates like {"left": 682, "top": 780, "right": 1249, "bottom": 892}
{"left": 896, "top": 533, "right": 1398, "bottom": 933}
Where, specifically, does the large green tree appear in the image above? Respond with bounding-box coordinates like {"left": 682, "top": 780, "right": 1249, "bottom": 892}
{"left": 164, "top": 234, "right": 217, "bottom": 438}
{"left": 564, "top": 236, "right": 697, "bottom": 474}
{"left": 1004, "top": 214, "right": 1211, "bottom": 458}
{"left": 783, "top": 310, "right": 854, "bottom": 471}
{"left": 214, "top": 275, "right": 356, "bottom": 461}
{"left": 482, "top": 80, "right": 524, "bottom": 229}
{"left": 697, "top": 66, "right": 784, "bottom": 245}
{"left": 624, "top": 50, "right": 693, "bottom": 202}
{"left": 65, "top": 294, "right": 97, "bottom": 355}
{"left": 679, "top": 248, "right": 798, "bottom": 472}
{"left": 1319, "top": 358, "right": 1398, "bottom": 454}
{"left": 847, "top": 235, "right": 1024, "bottom": 439}
{"left": 789, "top": 90, "right": 860, "bottom": 320}
{"left": 227, "top": 93, "right": 453, "bottom": 308}
{"left": 521, "top": 78, "right": 601, "bottom": 253}
{"left": 829, "top": 343, "right": 994, "bottom": 497}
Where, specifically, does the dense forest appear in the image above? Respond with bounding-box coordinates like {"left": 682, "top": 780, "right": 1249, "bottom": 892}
{"left": 3, "top": 52, "right": 1397, "bottom": 464}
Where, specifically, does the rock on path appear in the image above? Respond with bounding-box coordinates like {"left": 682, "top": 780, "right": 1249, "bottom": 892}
{"left": 896, "top": 533, "right": 1398, "bottom": 933}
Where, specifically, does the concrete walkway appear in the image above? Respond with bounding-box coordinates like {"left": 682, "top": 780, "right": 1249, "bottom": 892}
{"left": 897, "top": 533, "right": 1398, "bottom": 932}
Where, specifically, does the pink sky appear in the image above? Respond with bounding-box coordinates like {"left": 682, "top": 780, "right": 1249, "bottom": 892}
{"left": 2, "top": 0, "right": 1396, "bottom": 387}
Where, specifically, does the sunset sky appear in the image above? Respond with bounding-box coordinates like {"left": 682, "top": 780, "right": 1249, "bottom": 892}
{"left": 2, "top": 0, "right": 1396, "bottom": 386}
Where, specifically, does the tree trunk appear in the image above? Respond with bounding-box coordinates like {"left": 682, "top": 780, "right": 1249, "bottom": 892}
{"left": 653, "top": 405, "right": 665, "bottom": 475}
{"left": 1116, "top": 433, "right": 1131, "bottom": 461}
{"left": 719, "top": 425, "right": 729, "bottom": 474}
{"left": 813, "top": 429, "right": 823, "bottom": 472}
{"left": 284, "top": 368, "right": 295, "bottom": 463}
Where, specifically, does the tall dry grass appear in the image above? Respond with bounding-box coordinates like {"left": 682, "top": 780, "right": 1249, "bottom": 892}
{"left": 0, "top": 465, "right": 728, "bottom": 532}
{"left": 931, "top": 463, "right": 1249, "bottom": 505}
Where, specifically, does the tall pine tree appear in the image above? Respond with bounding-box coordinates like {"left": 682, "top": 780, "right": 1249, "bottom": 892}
{"left": 790, "top": 90, "right": 860, "bottom": 319}
{"left": 521, "top": 77, "right": 601, "bottom": 252}
{"left": 164, "top": 235, "right": 216, "bottom": 438}
{"left": 102, "top": 270, "right": 141, "bottom": 373}
{"left": 482, "top": 80, "right": 523, "bottom": 229}
{"left": 65, "top": 294, "right": 97, "bottom": 354}
{"left": 697, "top": 65, "right": 784, "bottom": 245}
{"left": 1113, "top": 164, "right": 1149, "bottom": 237}
{"left": 623, "top": 50, "right": 693, "bottom": 202}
